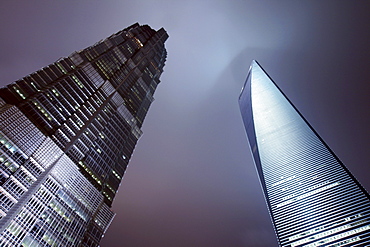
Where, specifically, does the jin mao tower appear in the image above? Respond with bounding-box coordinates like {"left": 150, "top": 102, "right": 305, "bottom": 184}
{"left": 239, "top": 61, "right": 370, "bottom": 247}
{"left": 0, "top": 23, "right": 168, "bottom": 246}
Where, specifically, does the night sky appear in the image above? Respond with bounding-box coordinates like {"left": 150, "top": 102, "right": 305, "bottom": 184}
{"left": 1, "top": 1, "right": 370, "bottom": 246}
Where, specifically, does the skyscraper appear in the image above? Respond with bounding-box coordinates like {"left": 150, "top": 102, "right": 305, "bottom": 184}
{"left": 239, "top": 61, "right": 370, "bottom": 247}
{"left": 0, "top": 23, "right": 168, "bottom": 246}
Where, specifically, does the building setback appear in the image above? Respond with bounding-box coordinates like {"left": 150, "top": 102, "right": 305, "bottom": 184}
{"left": 239, "top": 61, "right": 370, "bottom": 247}
{"left": 0, "top": 23, "right": 168, "bottom": 246}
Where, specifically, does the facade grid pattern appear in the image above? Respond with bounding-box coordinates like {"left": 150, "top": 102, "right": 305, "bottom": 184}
{"left": 239, "top": 61, "right": 370, "bottom": 247}
{"left": 0, "top": 23, "right": 168, "bottom": 246}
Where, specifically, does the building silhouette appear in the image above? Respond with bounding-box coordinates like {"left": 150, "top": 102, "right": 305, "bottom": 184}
{"left": 239, "top": 61, "right": 370, "bottom": 247}
{"left": 0, "top": 23, "right": 168, "bottom": 246}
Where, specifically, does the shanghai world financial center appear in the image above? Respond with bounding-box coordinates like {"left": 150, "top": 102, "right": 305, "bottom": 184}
{"left": 0, "top": 20, "right": 369, "bottom": 247}
{"left": 239, "top": 61, "right": 370, "bottom": 246}
{"left": 0, "top": 23, "right": 168, "bottom": 246}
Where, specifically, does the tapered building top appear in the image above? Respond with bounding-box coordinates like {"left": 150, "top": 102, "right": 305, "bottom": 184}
{"left": 239, "top": 61, "right": 370, "bottom": 247}
{"left": 0, "top": 23, "right": 168, "bottom": 246}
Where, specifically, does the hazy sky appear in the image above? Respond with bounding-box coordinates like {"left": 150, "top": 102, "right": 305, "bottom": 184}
{"left": 1, "top": 1, "right": 369, "bottom": 246}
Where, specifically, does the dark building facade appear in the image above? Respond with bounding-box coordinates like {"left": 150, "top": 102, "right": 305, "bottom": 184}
{"left": 239, "top": 61, "right": 370, "bottom": 247}
{"left": 0, "top": 23, "right": 168, "bottom": 246}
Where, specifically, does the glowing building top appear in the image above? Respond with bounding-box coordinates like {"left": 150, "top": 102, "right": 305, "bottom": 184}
{"left": 239, "top": 61, "right": 370, "bottom": 247}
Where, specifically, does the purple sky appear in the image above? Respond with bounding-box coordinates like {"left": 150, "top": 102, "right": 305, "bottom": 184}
{"left": 1, "top": 1, "right": 370, "bottom": 246}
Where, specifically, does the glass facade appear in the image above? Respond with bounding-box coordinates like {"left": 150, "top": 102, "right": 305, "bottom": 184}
{"left": 0, "top": 23, "right": 168, "bottom": 246}
{"left": 239, "top": 61, "right": 370, "bottom": 247}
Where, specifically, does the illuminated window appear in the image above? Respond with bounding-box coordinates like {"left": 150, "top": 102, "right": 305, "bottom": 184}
{"left": 13, "top": 86, "right": 26, "bottom": 99}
